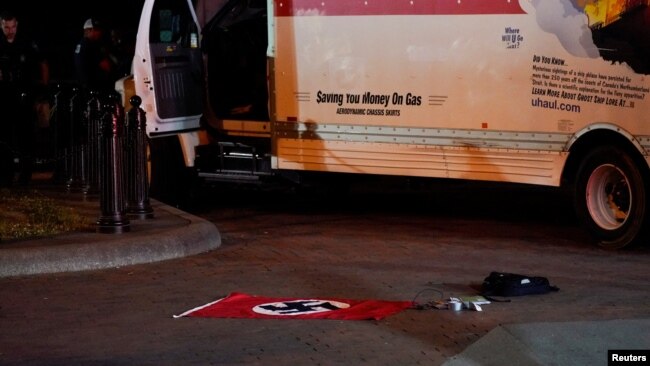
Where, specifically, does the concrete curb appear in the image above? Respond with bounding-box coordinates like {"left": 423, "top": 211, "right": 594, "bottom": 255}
{"left": 0, "top": 200, "right": 221, "bottom": 277}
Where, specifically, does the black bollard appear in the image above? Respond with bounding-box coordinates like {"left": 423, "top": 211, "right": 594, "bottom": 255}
{"left": 96, "top": 96, "right": 130, "bottom": 233}
{"left": 50, "top": 84, "right": 70, "bottom": 184}
{"left": 126, "top": 95, "right": 154, "bottom": 219}
{"left": 83, "top": 90, "right": 102, "bottom": 195}
{"left": 66, "top": 87, "right": 86, "bottom": 192}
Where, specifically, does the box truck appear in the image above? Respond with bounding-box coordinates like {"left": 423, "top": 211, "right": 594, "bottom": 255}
{"left": 130, "top": 0, "right": 650, "bottom": 248}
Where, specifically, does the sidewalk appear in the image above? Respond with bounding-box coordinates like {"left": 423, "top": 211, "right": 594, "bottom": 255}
{"left": 0, "top": 176, "right": 221, "bottom": 278}
{"left": 443, "top": 319, "right": 650, "bottom": 366}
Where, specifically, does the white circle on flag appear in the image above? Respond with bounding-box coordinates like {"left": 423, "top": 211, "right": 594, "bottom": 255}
{"left": 253, "top": 299, "right": 350, "bottom": 316}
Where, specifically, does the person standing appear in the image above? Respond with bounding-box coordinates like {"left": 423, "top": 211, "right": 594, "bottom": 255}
{"left": 74, "top": 18, "right": 116, "bottom": 93}
{"left": 0, "top": 11, "right": 49, "bottom": 185}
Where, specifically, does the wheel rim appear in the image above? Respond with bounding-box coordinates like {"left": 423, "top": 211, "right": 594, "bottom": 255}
{"left": 585, "top": 164, "right": 631, "bottom": 230}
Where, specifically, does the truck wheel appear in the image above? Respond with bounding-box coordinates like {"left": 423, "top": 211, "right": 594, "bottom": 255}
{"left": 574, "top": 146, "right": 648, "bottom": 249}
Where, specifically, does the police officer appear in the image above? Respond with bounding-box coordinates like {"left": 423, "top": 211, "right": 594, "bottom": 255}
{"left": 74, "top": 18, "right": 115, "bottom": 93}
{"left": 0, "top": 11, "right": 49, "bottom": 185}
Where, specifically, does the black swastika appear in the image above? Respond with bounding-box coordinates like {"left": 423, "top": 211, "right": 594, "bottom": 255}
{"left": 259, "top": 301, "right": 343, "bottom": 314}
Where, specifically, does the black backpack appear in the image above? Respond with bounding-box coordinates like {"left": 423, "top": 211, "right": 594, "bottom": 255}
{"left": 481, "top": 272, "right": 559, "bottom": 298}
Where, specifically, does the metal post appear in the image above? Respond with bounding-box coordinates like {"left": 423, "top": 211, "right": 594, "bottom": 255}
{"left": 126, "top": 95, "right": 154, "bottom": 219}
{"left": 96, "top": 96, "right": 130, "bottom": 233}
{"left": 51, "top": 84, "right": 70, "bottom": 184}
{"left": 66, "top": 87, "right": 86, "bottom": 192}
{"left": 83, "top": 90, "right": 102, "bottom": 195}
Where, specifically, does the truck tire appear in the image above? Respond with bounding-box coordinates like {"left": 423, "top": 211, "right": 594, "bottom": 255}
{"left": 574, "top": 146, "right": 648, "bottom": 249}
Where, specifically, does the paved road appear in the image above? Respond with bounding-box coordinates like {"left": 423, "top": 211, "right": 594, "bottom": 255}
{"left": 1, "top": 178, "right": 649, "bottom": 365}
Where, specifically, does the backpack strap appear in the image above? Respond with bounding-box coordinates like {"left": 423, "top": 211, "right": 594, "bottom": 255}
{"left": 482, "top": 294, "right": 511, "bottom": 303}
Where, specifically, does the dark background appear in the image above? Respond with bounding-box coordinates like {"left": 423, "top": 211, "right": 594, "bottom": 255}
{"left": 2, "top": 1, "right": 146, "bottom": 82}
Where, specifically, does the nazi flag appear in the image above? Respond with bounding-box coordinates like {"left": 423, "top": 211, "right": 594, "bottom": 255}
{"left": 174, "top": 292, "right": 413, "bottom": 320}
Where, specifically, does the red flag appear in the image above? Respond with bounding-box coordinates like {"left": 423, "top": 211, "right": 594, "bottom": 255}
{"left": 174, "top": 292, "right": 413, "bottom": 320}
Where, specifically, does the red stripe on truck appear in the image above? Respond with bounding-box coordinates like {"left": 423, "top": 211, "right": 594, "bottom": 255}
{"left": 274, "top": 0, "right": 526, "bottom": 17}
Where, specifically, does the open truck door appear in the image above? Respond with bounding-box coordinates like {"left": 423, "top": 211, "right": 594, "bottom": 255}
{"left": 131, "top": 0, "right": 206, "bottom": 206}
{"left": 133, "top": 0, "right": 204, "bottom": 137}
